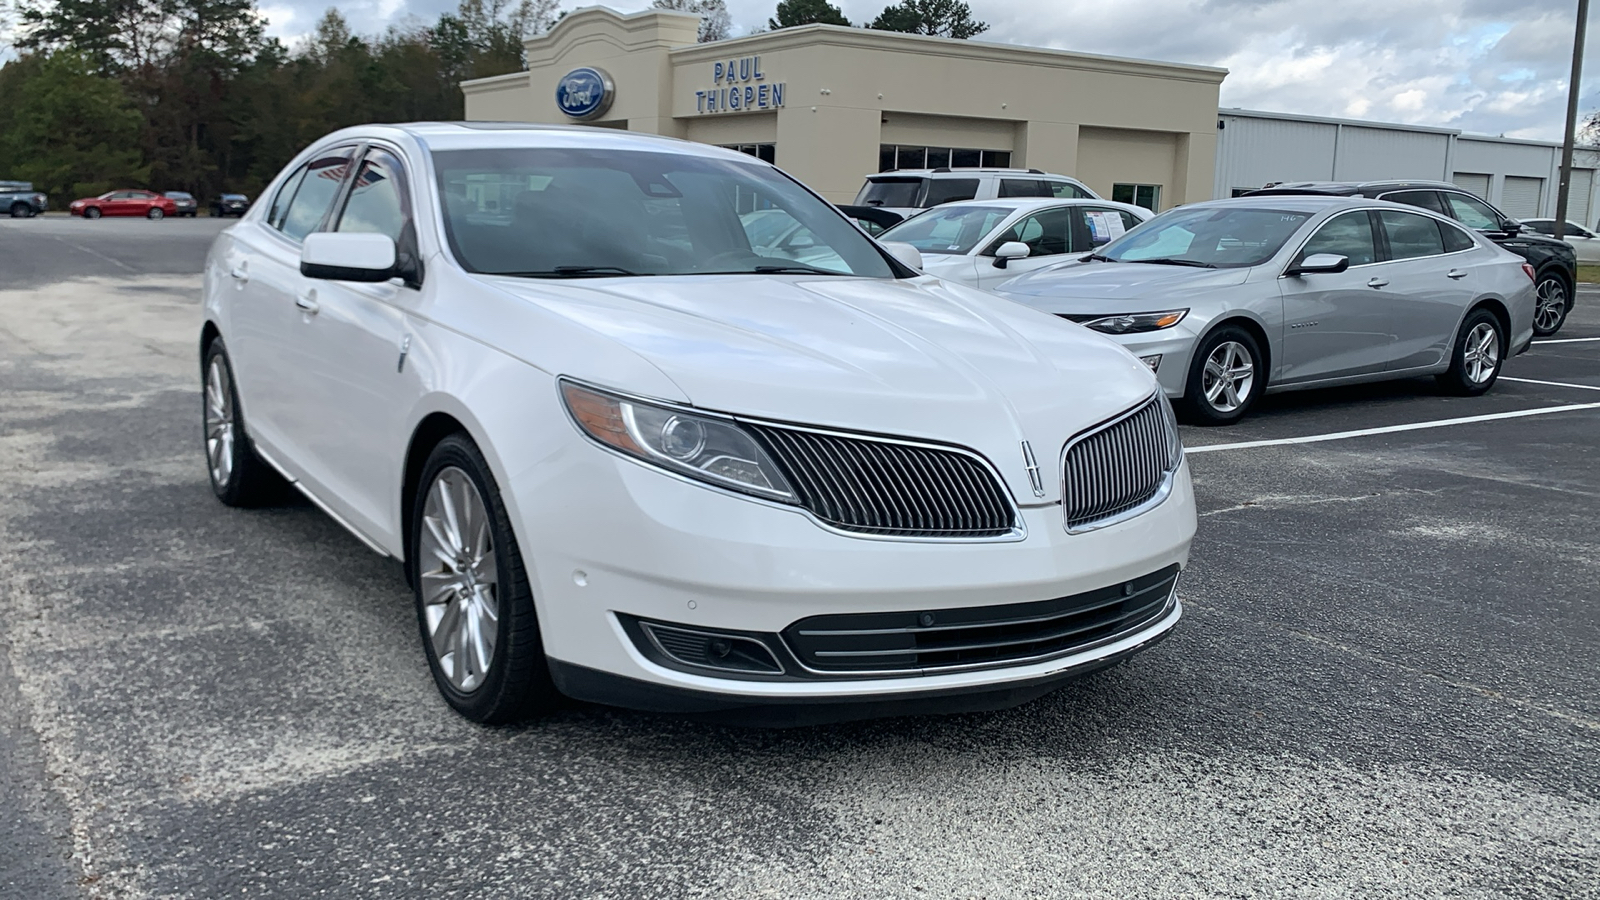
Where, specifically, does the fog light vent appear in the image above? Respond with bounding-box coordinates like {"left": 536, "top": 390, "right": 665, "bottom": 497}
{"left": 639, "top": 622, "right": 785, "bottom": 675}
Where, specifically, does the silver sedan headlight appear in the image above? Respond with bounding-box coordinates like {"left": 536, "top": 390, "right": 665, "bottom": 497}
{"left": 1082, "top": 309, "right": 1188, "bottom": 335}
{"left": 559, "top": 380, "right": 796, "bottom": 502}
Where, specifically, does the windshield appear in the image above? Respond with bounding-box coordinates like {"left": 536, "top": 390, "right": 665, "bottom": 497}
{"left": 435, "top": 148, "right": 896, "bottom": 278}
{"left": 1097, "top": 206, "right": 1312, "bottom": 268}
{"left": 854, "top": 177, "right": 923, "bottom": 208}
{"left": 879, "top": 205, "right": 1011, "bottom": 255}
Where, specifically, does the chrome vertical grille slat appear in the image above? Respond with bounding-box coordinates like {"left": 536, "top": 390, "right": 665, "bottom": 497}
{"left": 745, "top": 423, "right": 1018, "bottom": 539}
{"left": 1061, "top": 395, "right": 1178, "bottom": 531}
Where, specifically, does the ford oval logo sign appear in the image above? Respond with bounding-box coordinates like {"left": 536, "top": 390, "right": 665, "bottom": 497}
{"left": 555, "top": 67, "right": 614, "bottom": 120}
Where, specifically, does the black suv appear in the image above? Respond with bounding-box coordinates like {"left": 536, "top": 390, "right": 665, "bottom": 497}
{"left": 1247, "top": 180, "right": 1577, "bottom": 335}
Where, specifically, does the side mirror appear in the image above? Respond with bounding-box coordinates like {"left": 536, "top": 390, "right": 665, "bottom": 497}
{"left": 1287, "top": 253, "right": 1349, "bottom": 276}
{"left": 300, "top": 232, "right": 397, "bottom": 282}
{"left": 881, "top": 241, "right": 923, "bottom": 271}
{"left": 1501, "top": 219, "right": 1522, "bottom": 236}
{"left": 992, "top": 241, "right": 1030, "bottom": 269}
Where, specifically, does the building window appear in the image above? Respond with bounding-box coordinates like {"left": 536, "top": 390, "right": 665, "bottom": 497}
{"left": 1113, "top": 183, "right": 1161, "bottom": 212}
{"left": 879, "top": 145, "right": 1011, "bottom": 172}
{"left": 722, "top": 143, "right": 776, "bottom": 164}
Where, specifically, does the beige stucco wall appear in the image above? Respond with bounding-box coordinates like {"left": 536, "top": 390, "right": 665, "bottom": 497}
{"left": 463, "top": 7, "right": 1226, "bottom": 204}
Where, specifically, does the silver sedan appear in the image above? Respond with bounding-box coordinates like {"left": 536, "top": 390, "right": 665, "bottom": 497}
{"left": 995, "top": 196, "right": 1537, "bottom": 424}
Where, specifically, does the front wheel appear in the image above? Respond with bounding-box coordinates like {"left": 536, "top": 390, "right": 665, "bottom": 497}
{"left": 84, "top": 207, "right": 102, "bottom": 219}
{"left": 9, "top": 202, "right": 30, "bottom": 218}
{"left": 1532, "top": 273, "right": 1570, "bottom": 336}
{"left": 147, "top": 207, "right": 164, "bottom": 220}
{"left": 412, "top": 434, "right": 557, "bottom": 723}
{"left": 1179, "top": 325, "right": 1264, "bottom": 425}
{"left": 1437, "top": 309, "right": 1505, "bottom": 396}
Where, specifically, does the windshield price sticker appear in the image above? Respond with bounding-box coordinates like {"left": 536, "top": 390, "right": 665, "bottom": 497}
{"left": 695, "top": 56, "right": 784, "bottom": 115}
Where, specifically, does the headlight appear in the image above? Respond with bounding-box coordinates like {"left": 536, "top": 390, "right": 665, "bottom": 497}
{"left": 1082, "top": 309, "right": 1188, "bottom": 334}
{"left": 1157, "top": 391, "right": 1183, "bottom": 467}
{"left": 560, "top": 381, "right": 795, "bottom": 502}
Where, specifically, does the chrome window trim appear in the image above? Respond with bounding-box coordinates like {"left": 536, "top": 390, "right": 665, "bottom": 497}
{"left": 1058, "top": 391, "right": 1180, "bottom": 534}
{"left": 557, "top": 376, "right": 1028, "bottom": 544}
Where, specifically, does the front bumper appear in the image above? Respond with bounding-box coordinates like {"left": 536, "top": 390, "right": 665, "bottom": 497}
{"left": 510, "top": 440, "right": 1196, "bottom": 719}
{"left": 1098, "top": 327, "right": 1202, "bottom": 399}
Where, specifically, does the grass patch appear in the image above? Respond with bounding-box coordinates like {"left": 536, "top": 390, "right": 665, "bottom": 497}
{"left": 1578, "top": 264, "right": 1600, "bottom": 284}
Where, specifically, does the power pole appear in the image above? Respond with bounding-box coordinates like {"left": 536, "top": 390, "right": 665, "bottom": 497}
{"left": 1555, "top": 0, "right": 1590, "bottom": 241}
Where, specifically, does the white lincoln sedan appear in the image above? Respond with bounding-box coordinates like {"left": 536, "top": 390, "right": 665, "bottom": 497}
{"left": 200, "top": 124, "right": 1196, "bottom": 725}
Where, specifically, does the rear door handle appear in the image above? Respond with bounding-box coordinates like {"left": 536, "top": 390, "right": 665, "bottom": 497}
{"left": 1366, "top": 278, "right": 1389, "bottom": 288}
{"left": 229, "top": 262, "right": 249, "bottom": 283}
{"left": 295, "top": 291, "right": 320, "bottom": 315}
{"left": 1446, "top": 269, "right": 1467, "bottom": 279}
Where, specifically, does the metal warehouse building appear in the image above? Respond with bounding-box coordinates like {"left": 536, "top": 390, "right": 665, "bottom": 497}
{"left": 1216, "top": 108, "right": 1600, "bottom": 225}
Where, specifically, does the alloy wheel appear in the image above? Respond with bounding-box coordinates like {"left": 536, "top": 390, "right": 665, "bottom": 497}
{"left": 204, "top": 357, "right": 234, "bottom": 487}
{"left": 418, "top": 467, "right": 500, "bottom": 693}
{"left": 1534, "top": 278, "right": 1567, "bottom": 333}
{"left": 1202, "top": 340, "right": 1255, "bottom": 413}
{"left": 1463, "top": 322, "right": 1500, "bottom": 384}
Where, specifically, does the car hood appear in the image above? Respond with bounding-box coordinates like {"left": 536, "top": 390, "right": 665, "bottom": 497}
{"left": 484, "top": 273, "right": 1159, "bottom": 503}
{"left": 995, "top": 260, "right": 1253, "bottom": 313}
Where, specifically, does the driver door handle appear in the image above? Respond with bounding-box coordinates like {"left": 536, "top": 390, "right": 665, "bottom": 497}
{"left": 1446, "top": 269, "right": 1467, "bottom": 279}
{"left": 1366, "top": 277, "right": 1389, "bottom": 288}
{"left": 229, "top": 263, "right": 249, "bottom": 283}
{"left": 295, "top": 291, "right": 320, "bottom": 315}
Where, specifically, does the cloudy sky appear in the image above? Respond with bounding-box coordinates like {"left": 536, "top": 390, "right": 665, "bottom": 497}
{"left": 251, "top": 0, "right": 1600, "bottom": 142}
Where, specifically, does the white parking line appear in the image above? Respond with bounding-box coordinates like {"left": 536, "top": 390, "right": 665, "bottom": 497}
{"left": 1533, "top": 336, "right": 1600, "bottom": 344}
{"left": 1186, "top": 402, "right": 1600, "bottom": 454}
{"left": 1501, "top": 376, "right": 1600, "bottom": 392}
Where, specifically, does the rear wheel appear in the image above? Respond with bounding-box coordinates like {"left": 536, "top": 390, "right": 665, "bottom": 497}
{"left": 1179, "top": 325, "right": 1264, "bottom": 426}
{"left": 203, "top": 338, "right": 284, "bottom": 506}
{"left": 85, "top": 206, "right": 102, "bottom": 219}
{"left": 412, "top": 434, "right": 557, "bottom": 723}
{"left": 1437, "top": 308, "right": 1505, "bottom": 396}
{"left": 147, "top": 207, "right": 164, "bottom": 220}
{"left": 9, "top": 202, "right": 29, "bottom": 218}
{"left": 1532, "top": 273, "right": 1570, "bottom": 336}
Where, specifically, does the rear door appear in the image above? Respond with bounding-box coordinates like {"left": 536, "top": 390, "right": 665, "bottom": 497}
{"left": 1371, "top": 210, "right": 1479, "bottom": 370}
{"left": 1277, "top": 210, "right": 1395, "bottom": 383}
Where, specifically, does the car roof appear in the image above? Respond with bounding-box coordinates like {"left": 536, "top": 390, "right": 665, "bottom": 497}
{"left": 356, "top": 122, "right": 765, "bottom": 166}
{"left": 1249, "top": 179, "right": 1464, "bottom": 196}
{"left": 1177, "top": 195, "right": 1366, "bottom": 213}
{"left": 868, "top": 168, "right": 1073, "bottom": 179}
{"left": 902, "top": 197, "right": 1142, "bottom": 214}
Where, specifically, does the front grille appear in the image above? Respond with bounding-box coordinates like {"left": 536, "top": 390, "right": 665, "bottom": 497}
{"left": 1062, "top": 396, "right": 1176, "bottom": 530}
{"left": 784, "top": 564, "right": 1179, "bottom": 673}
{"left": 746, "top": 424, "right": 1016, "bottom": 538}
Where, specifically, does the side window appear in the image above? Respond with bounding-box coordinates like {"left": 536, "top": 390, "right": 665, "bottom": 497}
{"left": 1440, "top": 221, "right": 1477, "bottom": 252}
{"left": 1049, "top": 181, "right": 1093, "bottom": 199}
{"left": 921, "top": 178, "right": 979, "bottom": 206}
{"left": 1522, "top": 221, "right": 1554, "bottom": 235}
{"left": 1381, "top": 190, "right": 1447, "bottom": 215}
{"left": 110, "top": 191, "right": 134, "bottom": 200}
{"left": 989, "top": 209, "right": 1071, "bottom": 256}
{"left": 1078, "top": 207, "right": 1134, "bottom": 247}
{"left": 999, "top": 178, "right": 1050, "bottom": 198}
{"left": 1296, "top": 211, "right": 1378, "bottom": 265}
{"left": 336, "top": 148, "right": 410, "bottom": 242}
{"left": 1379, "top": 210, "right": 1446, "bottom": 260}
{"left": 1443, "top": 192, "right": 1501, "bottom": 231}
{"left": 274, "top": 149, "right": 354, "bottom": 242}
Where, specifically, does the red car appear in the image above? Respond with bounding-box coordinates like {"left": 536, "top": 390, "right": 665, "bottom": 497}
{"left": 69, "top": 190, "right": 179, "bottom": 220}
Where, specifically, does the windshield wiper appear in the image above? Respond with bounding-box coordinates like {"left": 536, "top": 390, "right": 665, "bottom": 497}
{"left": 489, "top": 266, "right": 641, "bottom": 278}
{"left": 1132, "top": 258, "right": 1217, "bottom": 268}
{"left": 751, "top": 264, "right": 850, "bottom": 275}
{"left": 1084, "top": 253, "right": 1117, "bottom": 262}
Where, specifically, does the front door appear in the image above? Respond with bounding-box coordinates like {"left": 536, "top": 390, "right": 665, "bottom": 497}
{"left": 1278, "top": 210, "right": 1397, "bottom": 383}
{"left": 974, "top": 207, "right": 1075, "bottom": 289}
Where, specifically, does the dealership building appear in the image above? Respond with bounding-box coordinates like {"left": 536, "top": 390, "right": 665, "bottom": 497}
{"left": 463, "top": 6, "right": 1599, "bottom": 222}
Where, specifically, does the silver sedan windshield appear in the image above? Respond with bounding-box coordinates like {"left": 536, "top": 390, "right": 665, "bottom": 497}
{"left": 433, "top": 148, "right": 896, "bottom": 278}
{"left": 1098, "top": 206, "right": 1312, "bottom": 268}
{"left": 878, "top": 205, "right": 1012, "bottom": 255}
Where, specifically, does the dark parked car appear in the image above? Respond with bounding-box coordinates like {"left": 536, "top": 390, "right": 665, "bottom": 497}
{"left": 210, "top": 193, "right": 250, "bottom": 217}
{"left": 164, "top": 191, "right": 199, "bottom": 217}
{"left": 1247, "top": 180, "right": 1578, "bottom": 335}
{"left": 1, "top": 181, "right": 48, "bottom": 218}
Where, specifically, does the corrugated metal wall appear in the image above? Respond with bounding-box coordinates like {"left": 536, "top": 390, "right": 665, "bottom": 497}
{"left": 1569, "top": 169, "right": 1593, "bottom": 225}
{"left": 1452, "top": 173, "right": 1491, "bottom": 199}
{"left": 1501, "top": 176, "right": 1544, "bottom": 218}
{"left": 1331, "top": 127, "right": 1451, "bottom": 181}
{"left": 1214, "top": 116, "right": 1337, "bottom": 195}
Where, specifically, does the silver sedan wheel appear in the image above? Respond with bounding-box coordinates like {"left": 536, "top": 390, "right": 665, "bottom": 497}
{"left": 1202, "top": 340, "right": 1256, "bottom": 413}
{"left": 1463, "top": 322, "right": 1501, "bottom": 384}
{"left": 1534, "top": 278, "right": 1566, "bottom": 333}
{"left": 418, "top": 467, "right": 499, "bottom": 693}
{"left": 204, "top": 358, "right": 234, "bottom": 487}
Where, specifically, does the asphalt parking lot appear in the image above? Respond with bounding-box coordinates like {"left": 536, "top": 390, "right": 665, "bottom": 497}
{"left": 1, "top": 215, "right": 1597, "bottom": 899}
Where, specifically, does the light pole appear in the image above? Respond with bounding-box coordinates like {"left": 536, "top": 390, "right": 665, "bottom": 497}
{"left": 1555, "top": 0, "right": 1590, "bottom": 241}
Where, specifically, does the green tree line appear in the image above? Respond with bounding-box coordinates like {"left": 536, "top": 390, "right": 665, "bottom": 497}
{"left": 0, "top": 0, "right": 987, "bottom": 203}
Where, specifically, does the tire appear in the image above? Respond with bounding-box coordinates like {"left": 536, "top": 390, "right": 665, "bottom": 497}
{"left": 1532, "top": 272, "right": 1570, "bottom": 336}
{"left": 1179, "top": 324, "right": 1265, "bottom": 426}
{"left": 202, "top": 337, "right": 283, "bottom": 506}
{"left": 1436, "top": 308, "right": 1505, "bottom": 396}
{"left": 85, "top": 207, "right": 102, "bottom": 219}
{"left": 9, "top": 202, "right": 29, "bottom": 218}
{"left": 147, "top": 207, "right": 164, "bottom": 220}
{"left": 412, "top": 434, "right": 557, "bottom": 723}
